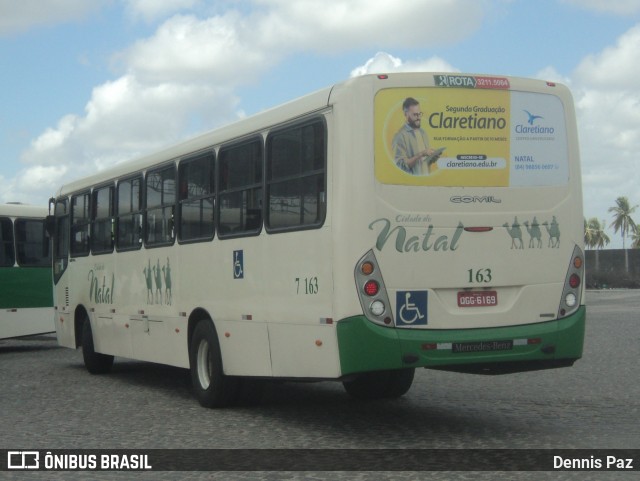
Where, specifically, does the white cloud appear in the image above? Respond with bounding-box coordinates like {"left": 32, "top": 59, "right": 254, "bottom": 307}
{"left": 0, "top": 0, "right": 104, "bottom": 35}
{"left": 351, "top": 52, "right": 458, "bottom": 77}
{"left": 2, "top": 165, "right": 69, "bottom": 205}
{"left": 120, "top": 0, "right": 484, "bottom": 83}
{"left": 574, "top": 25, "right": 640, "bottom": 89}
{"left": 120, "top": 13, "right": 273, "bottom": 84}
{"left": 20, "top": 75, "right": 240, "bottom": 182}
{"left": 254, "top": 0, "right": 487, "bottom": 52}
{"left": 123, "top": 0, "right": 203, "bottom": 22}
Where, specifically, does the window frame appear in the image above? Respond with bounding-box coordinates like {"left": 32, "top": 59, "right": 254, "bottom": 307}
{"left": 144, "top": 163, "right": 177, "bottom": 248}
{"left": 217, "top": 136, "right": 264, "bottom": 239}
{"left": 15, "top": 218, "right": 51, "bottom": 267}
{"left": 53, "top": 198, "right": 69, "bottom": 284}
{"left": 178, "top": 151, "right": 216, "bottom": 244}
{"left": 116, "top": 174, "right": 144, "bottom": 252}
{"left": 91, "top": 183, "right": 115, "bottom": 255}
{"left": 265, "top": 116, "right": 327, "bottom": 234}
{"left": 70, "top": 191, "right": 91, "bottom": 257}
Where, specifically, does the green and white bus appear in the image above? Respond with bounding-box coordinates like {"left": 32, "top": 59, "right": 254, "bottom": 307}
{"left": 49, "top": 73, "right": 585, "bottom": 407}
{"left": 0, "top": 203, "right": 53, "bottom": 339}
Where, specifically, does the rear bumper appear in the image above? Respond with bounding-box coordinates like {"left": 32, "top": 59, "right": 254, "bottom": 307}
{"left": 337, "top": 306, "right": 585, "bottom": 375}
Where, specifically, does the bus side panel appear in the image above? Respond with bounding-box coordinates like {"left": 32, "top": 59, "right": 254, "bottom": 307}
{"left": 262, "top": 227, "right": 340, "bottom": 378}
{"left": 1, "top": 308, "right": 55, "bottom": 339}
{"left": 176, "top": 240, "right": 274, "bottom": 376}
{"left": 55, "top": 307, "right": 75, "bottom": 349}
{"left": 0, "top": 266, "right": 54, "bottom": 339}
{"left": 0, "top": 266, "right": 53, "bottom": 309}
{"left": 268, "top": 323, "right": 340, "bottom": 378}
{"left": 216, "top": 320, "right": 272, "bottom": 376}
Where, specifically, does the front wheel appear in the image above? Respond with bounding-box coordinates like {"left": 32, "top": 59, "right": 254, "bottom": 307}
{"left": 81, "top": 317, "right": 114, "bottom": 374}
{"left": 189, "top": 319, "right": 238, "bottom": 408}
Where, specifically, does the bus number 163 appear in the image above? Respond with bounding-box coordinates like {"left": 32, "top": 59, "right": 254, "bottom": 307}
{"left": 467, "top": 268, "right": 492, "bottom": 284}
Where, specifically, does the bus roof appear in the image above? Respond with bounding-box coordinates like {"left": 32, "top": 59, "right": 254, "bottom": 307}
{"left": 0, "top": 203, "right": 49, "bottom": 218}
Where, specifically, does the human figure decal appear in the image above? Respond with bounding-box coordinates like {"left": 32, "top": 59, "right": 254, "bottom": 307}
{"left": 144, "top": 258, "right": 173, "bottom": 305}
{"left": 143, "top": 260, "right": 153, "bottom": 304}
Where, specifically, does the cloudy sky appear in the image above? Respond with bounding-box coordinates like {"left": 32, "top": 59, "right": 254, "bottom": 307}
{"left": 1, "top": 0, "right": 639, "bottom": 247}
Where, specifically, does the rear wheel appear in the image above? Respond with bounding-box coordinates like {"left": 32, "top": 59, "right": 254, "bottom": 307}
{"left": 81, "top": 316, "right": 114, "bottom": 374}
{"left": 384, "top": 368, "right": 415, "bottom": 398}
{"left": 189, "top": 319, "right": 238, "bottom": 408}
{"left": 343, "top": 368, "right": 415, "bottom": 400}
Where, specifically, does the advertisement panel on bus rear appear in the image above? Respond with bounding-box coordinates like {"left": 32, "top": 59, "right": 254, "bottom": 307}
{"left": 374, "top": 87, "right": 568, "bottom": 187}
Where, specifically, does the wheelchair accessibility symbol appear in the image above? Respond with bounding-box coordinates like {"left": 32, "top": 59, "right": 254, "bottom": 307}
{"left": 396, "top": 291, "right": 428, "bottom": 325}
{"left": 233, "top": 250, "right": 244, "bottom": 279}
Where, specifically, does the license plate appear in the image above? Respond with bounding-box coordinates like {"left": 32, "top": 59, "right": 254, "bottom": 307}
{"left": 457, "top": 291, "right": 498, "bottom": 307}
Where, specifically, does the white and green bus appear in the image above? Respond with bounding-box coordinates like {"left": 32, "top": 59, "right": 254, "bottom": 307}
{"left": 0, "top": 203, "right": 53, "bottom": 339}
{"left": 49, "top": 73, "right": 585, "bottom": 407}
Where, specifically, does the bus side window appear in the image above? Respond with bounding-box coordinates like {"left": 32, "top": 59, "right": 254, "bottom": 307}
{"left": 70, "top": 193, "right": 91, "bottom": 257}
{"left": 91, "top": 185, "right": 115, "bottom": 254}
{"left": 0, "top": 217, "right": 15, "bottom": 267}
{"left": 218, "top": 138, "right": 263, "bottom": 238}
{"left": 178, "top": 152, "right": 215, "bottom": 242}
{"left": 266, "top": 118, "right": 326, "bottom": 232}
{"left": 145, "top": 165, "right": 176, "bottom": 247}
{"left": 116, "top": 176, "right": 143, "bottom": 251}
{"left": 15, "top": 218, "right": 50, "bottom": 267}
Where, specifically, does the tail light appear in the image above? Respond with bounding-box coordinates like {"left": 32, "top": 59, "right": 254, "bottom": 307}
{"left": 558, "top": 245, "right": 584, "bottom": 318}
{"left": 363, "top": 280, "right": 380, "bottom": 296}
{"left": 354, "top": 250, "right": 394, "bottom": 326}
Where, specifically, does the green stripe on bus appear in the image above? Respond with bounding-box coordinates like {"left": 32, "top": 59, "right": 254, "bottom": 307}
{"left": 0, "top": 267, "right": 53, "bottom": 309}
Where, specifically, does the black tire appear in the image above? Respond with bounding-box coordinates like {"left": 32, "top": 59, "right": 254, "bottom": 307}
{"left": 343, "top": 368, "right": 415, "bottom": 400}
{"left": 189, "top": 319, "right": 238, "bottom": 408}
{"left": 81, "top": 317, "right": 114, "bottom": 374}
{"left": 384, "top": 368, "right": 415, "bottom": 398}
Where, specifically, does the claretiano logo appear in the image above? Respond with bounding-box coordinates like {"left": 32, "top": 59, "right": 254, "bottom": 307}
{"left": 515, "top": 109, "right": 555, "bottom": 134}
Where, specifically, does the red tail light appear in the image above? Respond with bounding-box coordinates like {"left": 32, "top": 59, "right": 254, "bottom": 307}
{"left": 569, "top": 274, "right": 580, "bottom": 288}
{"left": 364, "top": 280, "right": 379, "bottom": 296}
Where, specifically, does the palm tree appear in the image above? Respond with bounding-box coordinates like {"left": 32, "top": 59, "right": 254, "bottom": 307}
{"left": 584, "top": 218, "right": 594, "bottom": 248}
{"left": 608, "top": 196, "right": 638, "bottom": 273}
{"left": 608, "top": 196, "right": 638, "bottom": 249}
{"left": 585, "top": 218, "right": 610, "bottom": 249}
{"left": 585, "top": 218, "right": 610, "bottom": 272}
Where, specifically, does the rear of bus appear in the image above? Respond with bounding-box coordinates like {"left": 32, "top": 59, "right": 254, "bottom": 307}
{"left": 336, "top": 73, "right": 585, "bottom": 378}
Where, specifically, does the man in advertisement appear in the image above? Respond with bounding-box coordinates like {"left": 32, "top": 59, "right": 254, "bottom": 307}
{"left": 392, "top": 97, "right": 443, "bottom": 175}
